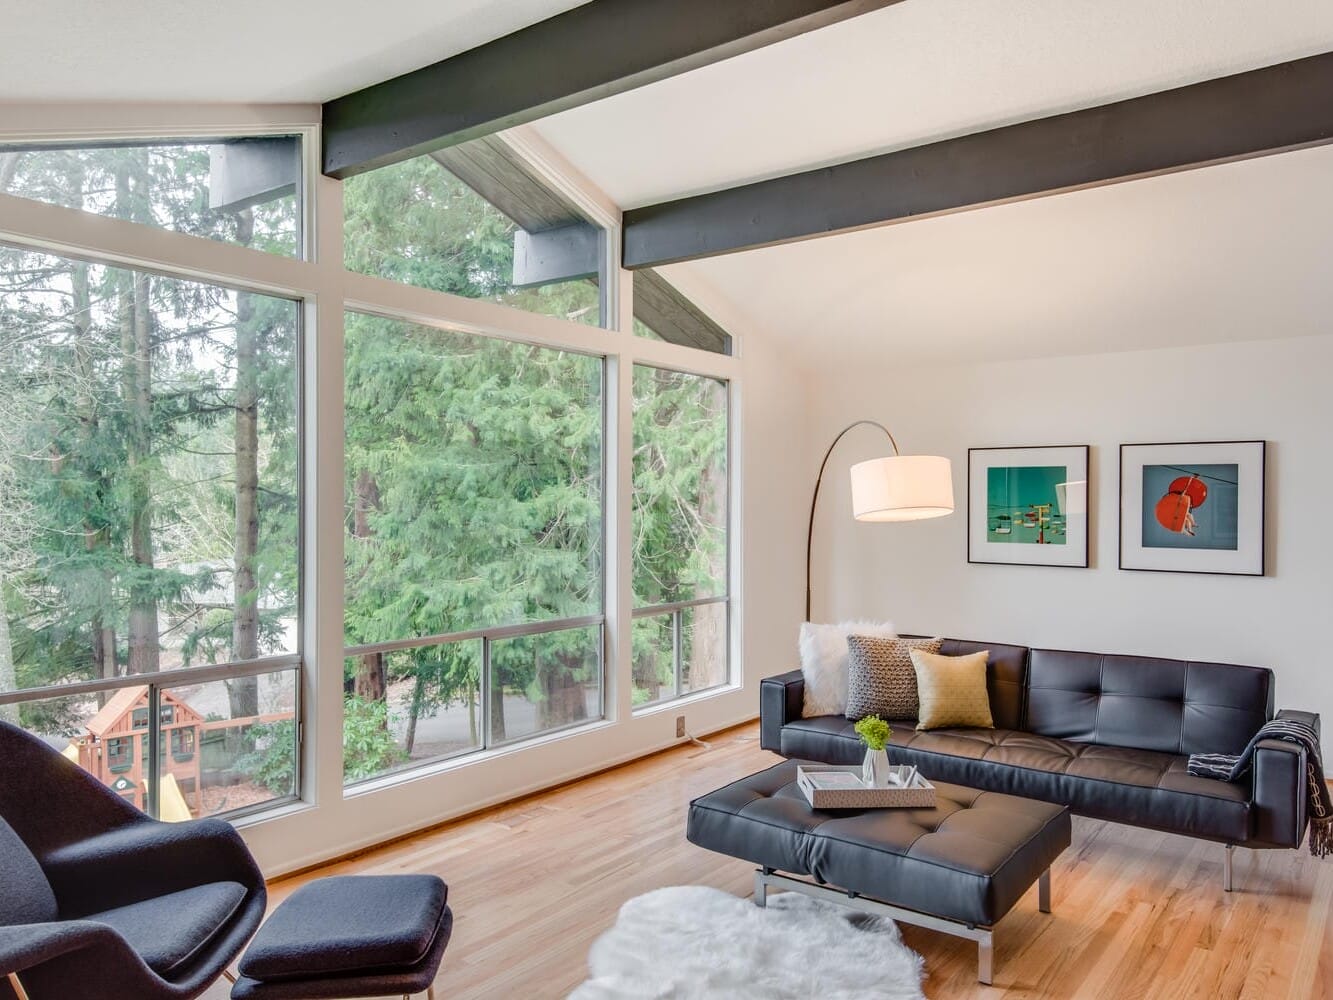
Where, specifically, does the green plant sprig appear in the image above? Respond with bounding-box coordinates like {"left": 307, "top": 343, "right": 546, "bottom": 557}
{"left": 854, "top": 715, "right": 892, "bottom": 751}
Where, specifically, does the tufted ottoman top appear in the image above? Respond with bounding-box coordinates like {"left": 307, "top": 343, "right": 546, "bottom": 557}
{"left": 687, "top": 759, "right": 1070, "bottom": 928}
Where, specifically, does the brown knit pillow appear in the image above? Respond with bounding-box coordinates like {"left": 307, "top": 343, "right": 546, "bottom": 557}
{"left": 911, "top": 648, "right": 994, "bottom": 730}
{"left": 845, "top": 636, "right": 943, "bottom": 720}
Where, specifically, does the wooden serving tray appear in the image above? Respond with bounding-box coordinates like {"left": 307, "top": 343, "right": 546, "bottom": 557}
{"left": 796, "top": 764, "right": 937, "bottom": 810}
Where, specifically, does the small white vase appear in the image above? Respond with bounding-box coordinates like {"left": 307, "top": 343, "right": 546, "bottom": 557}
{"left": 862, "top": 747, "right": 891, "bottom": 788}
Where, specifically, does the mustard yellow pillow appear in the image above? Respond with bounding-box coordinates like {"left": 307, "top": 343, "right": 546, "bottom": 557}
{"left": 909, "top": 649, "right": 994, "bottom": 730}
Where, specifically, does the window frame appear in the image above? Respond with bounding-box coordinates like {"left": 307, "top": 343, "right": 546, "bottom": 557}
{"left": 0, "top": 111, "right": 746, "bottom": 857}
{"left": 629, "top": 363, "right": 734, "bottom": 711}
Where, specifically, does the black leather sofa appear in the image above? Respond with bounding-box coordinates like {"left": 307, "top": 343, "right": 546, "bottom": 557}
{"left": 761, "top": 637, "right": 1318, "bottom": 878}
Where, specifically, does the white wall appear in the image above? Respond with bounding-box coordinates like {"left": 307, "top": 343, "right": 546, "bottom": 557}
{"left": 809, "top": 334, "right": 1333, "bottom": 753}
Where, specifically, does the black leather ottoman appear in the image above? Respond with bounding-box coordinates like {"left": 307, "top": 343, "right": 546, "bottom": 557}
{"left": 687, "top": 760, "right": 1070, "bottom": 985}
{"left": 230, "top": 875, "right": 451, "bottom": 1000}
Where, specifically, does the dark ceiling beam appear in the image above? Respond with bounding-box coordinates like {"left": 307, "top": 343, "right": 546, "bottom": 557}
{"left": 623, "top": 52, "right": 1333, "bottom": 269}
{"left": 322, "top": 0, "right": 903, "bottom": 179}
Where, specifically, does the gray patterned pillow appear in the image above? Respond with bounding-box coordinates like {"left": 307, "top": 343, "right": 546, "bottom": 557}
{"left": 845, "top": 636, "right": 943, "bottom": 721}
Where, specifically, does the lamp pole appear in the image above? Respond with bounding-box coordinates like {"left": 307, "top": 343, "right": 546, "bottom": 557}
{"left": 805, "top": 421, "right": 900, "bottom": 621}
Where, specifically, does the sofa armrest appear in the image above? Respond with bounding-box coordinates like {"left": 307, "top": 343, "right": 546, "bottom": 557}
{"left": 760, "top": 669, "right": 805, "bottom": 752}
{"left": 42, "top": 817, "right": 264, "bottom": 918}
{"left": 1276, "top": 708, "right": 1320, "bottom": 740}
{"left": 1250, "top": 709, "right": 1320, "bottom": 848}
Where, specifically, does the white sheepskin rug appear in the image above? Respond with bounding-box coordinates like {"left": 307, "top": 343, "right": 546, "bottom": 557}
{"left": 569, "top": 886, "right": 925, "bottom": 1000}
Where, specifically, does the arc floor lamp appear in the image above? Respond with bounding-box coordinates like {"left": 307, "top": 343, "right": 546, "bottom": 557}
{"left": 805, "top": 420, "right": 955, "bottom": 619}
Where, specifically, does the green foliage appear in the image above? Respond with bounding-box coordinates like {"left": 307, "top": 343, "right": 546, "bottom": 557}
{"left": 235, "top": 719, "right": 297, "bottom": 795}
{"left": 342, "top": 696, "right": 406, "bottom": 781}
{"left": 0, "top": 143, "right": 300, "bottom": 709}
{"left": 854, "top": 715, "right": 892, "bottom": 751}
{"left": 1, "top": 142, "right": 729, "bottom": 783}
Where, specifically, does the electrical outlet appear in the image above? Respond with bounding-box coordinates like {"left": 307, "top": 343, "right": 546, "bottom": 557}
{"left": 676, "top": 715, "right": 686, "bottom": 738}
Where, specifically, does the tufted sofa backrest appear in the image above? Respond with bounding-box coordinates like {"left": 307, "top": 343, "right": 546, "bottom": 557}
{"left": 1024, "top": 649, "right": 1274, "bottom": 756}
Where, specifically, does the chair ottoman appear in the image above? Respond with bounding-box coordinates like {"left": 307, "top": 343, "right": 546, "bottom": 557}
{"left": 230, "top": 875, "right": 451, "bottom": 1000}
{"left": 687, "top": 759, "right": 1071, "bottom": 985}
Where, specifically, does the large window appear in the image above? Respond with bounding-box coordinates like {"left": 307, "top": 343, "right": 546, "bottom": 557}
{"left": 1, "top": 114, "right": 743, "bottom": 844}
{"left": 0, "top": 137, "right": 303, "bottom": 257}
{"left": 0, "top": 239, "right": 301, "bottom": 820}
{"left": 342, "top": 312, "right": 604, "bottom": 784}
{"left": 343, "top": 137, "right": 605, "bottom": 326}
{"left": 631, "top": 366, "right": 730, "bottom": 707}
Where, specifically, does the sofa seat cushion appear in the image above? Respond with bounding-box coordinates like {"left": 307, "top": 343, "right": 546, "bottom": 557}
{"left": 780, "top": 716, "right": 1251, "bottom": 842}
{"left": 86, "top": 880, "right": 247, "bottom": 975}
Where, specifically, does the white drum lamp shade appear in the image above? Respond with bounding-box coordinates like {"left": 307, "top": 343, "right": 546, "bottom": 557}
{"left": 850, "top": 455, "right": 954, "bottom": 522}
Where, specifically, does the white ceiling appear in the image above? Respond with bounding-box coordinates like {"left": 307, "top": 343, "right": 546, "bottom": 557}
{"left": 533, "top": 0, "right": 1333, "bottom": 207}
{"left": 0, "top": 0, "right": 587, "bottom": 103}
{"left": 529, "top": 0, "right": 1333, "bottom": 367}
{"left": 655, "top": 144, "right": 1333, "bottom": 368}
{"left": 2, "top": 0, "right": 1331, "bottom": 368}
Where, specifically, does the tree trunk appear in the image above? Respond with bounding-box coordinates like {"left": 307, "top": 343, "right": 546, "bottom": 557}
{"left": 229, "top": 209, "right": 260, "bottom": 718}
{"left": 355, "top": 652, "right": 386, "bottom": 702}
{"left": 489, "top": 679, "right": 507, "bottom": 744}
{"left": 537, "top": 651, "right": 588, "bottom": 729}
{"left": 126, "top": 266, "right": 159, "bottom": 674}
{"left": 404, "top": 673, "right": 426, "bottom": 755}
{"left": 0, "top": 578, "right": 17, "bottom": 726}
{"left": 349, "top": 469, "right": 388, "bottom": 719}
{"left": 118, "top": 153, "right": 159, "bottom": 675}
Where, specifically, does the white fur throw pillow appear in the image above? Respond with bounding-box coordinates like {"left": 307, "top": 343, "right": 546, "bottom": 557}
{"left": 799, "top": 621, "right": 897, "bottom": 717}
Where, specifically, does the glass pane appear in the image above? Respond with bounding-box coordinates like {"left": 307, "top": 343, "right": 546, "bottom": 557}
{"left": 162, "top": 668, "right": 298, "bottom": 818}
{"left": 343, "top": 639, "right": 482, "bottom": 786}
{"left": 343, "top": 143, "right": 603, "bottom": 325}
{"left": 5, "top": 669, "right": 297, "bottom": 820}
{"left": 0, "top": 137, "right": 302, "bottom": 256}
{"left": 682, "top": 602, "right": 728, "bottom": 695}
{"left": 343, "top": 311, "right": 602, "bottom": 646}
{"left": 632, "top": 270, "right": 732, "bottom": 355}
{"left": 0, "top": 247, "right": 300, "bottom": 699}
{"left": 632, "top": 366, "right": 728, "bottom": 606}
{"left": 488, "top": 625, "right": 601, "bottom": 746}
{"left": 632, "top": 612, "right": 675, "bottom": 707}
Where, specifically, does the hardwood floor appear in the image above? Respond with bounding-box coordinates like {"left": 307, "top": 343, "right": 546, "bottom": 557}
{"left": 206, "top": 724, "right": 1333, "bottom": 999}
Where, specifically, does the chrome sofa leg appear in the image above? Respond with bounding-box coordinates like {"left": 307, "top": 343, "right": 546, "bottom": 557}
{"left": 753, "top": 870, "right": 768, "bottom": 907}
{"left": 1223, "top": 844, "right": 1234, "bottom": 892}
{"left": 8, "top": 972, "right": 32, "bottom": 1000}
{"left": 977, "top": 932, "right": 994, "bottom": 986}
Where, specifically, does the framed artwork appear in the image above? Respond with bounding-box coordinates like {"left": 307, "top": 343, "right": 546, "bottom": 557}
{"left": 968, "top": 446, "right": 1090, "bottom": 568}
{"left": 1119, "top": 440, "right": 1266, "bottom": 576}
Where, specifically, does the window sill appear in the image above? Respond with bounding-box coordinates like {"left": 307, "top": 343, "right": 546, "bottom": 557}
{"left": 632, "top": 681, "right": 740, "bottom": 717}
{"left": 341, "top": 715, "right": 616, "bottom": 800}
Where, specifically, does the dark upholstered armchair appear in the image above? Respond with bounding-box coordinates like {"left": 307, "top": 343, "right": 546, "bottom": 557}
{"left": 0, "top": 720, "right": 266, "bottom": 1000}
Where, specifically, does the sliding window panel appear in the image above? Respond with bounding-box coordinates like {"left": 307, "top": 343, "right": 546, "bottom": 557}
{"left": 681, "top": 601, "right": 728, "bottom": 696}
{"left": 0, "top": 246, "right": 301, "bottom": 696}
{"left": 160, "top": 668, "right": 299, "bottom": 819}
{"left": 487, "top": 624, "right": 602, "bottom": 747}
{"left": 631, "top": 366, "right": 729, "bottom": 606}
{"left": 0, "top": 136, "right": 303, "bottom": 256}
{"left": 631, "top": 612, "right": 675, "bottom": 707}
{"left": 343, "top": 138, "right": 605, "bottom": 326}
{"left": 343, "top": 640, "right": 482, "bottom": 786}
{"left": 343, "top": 311, "right": 603, "bottom": 645}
